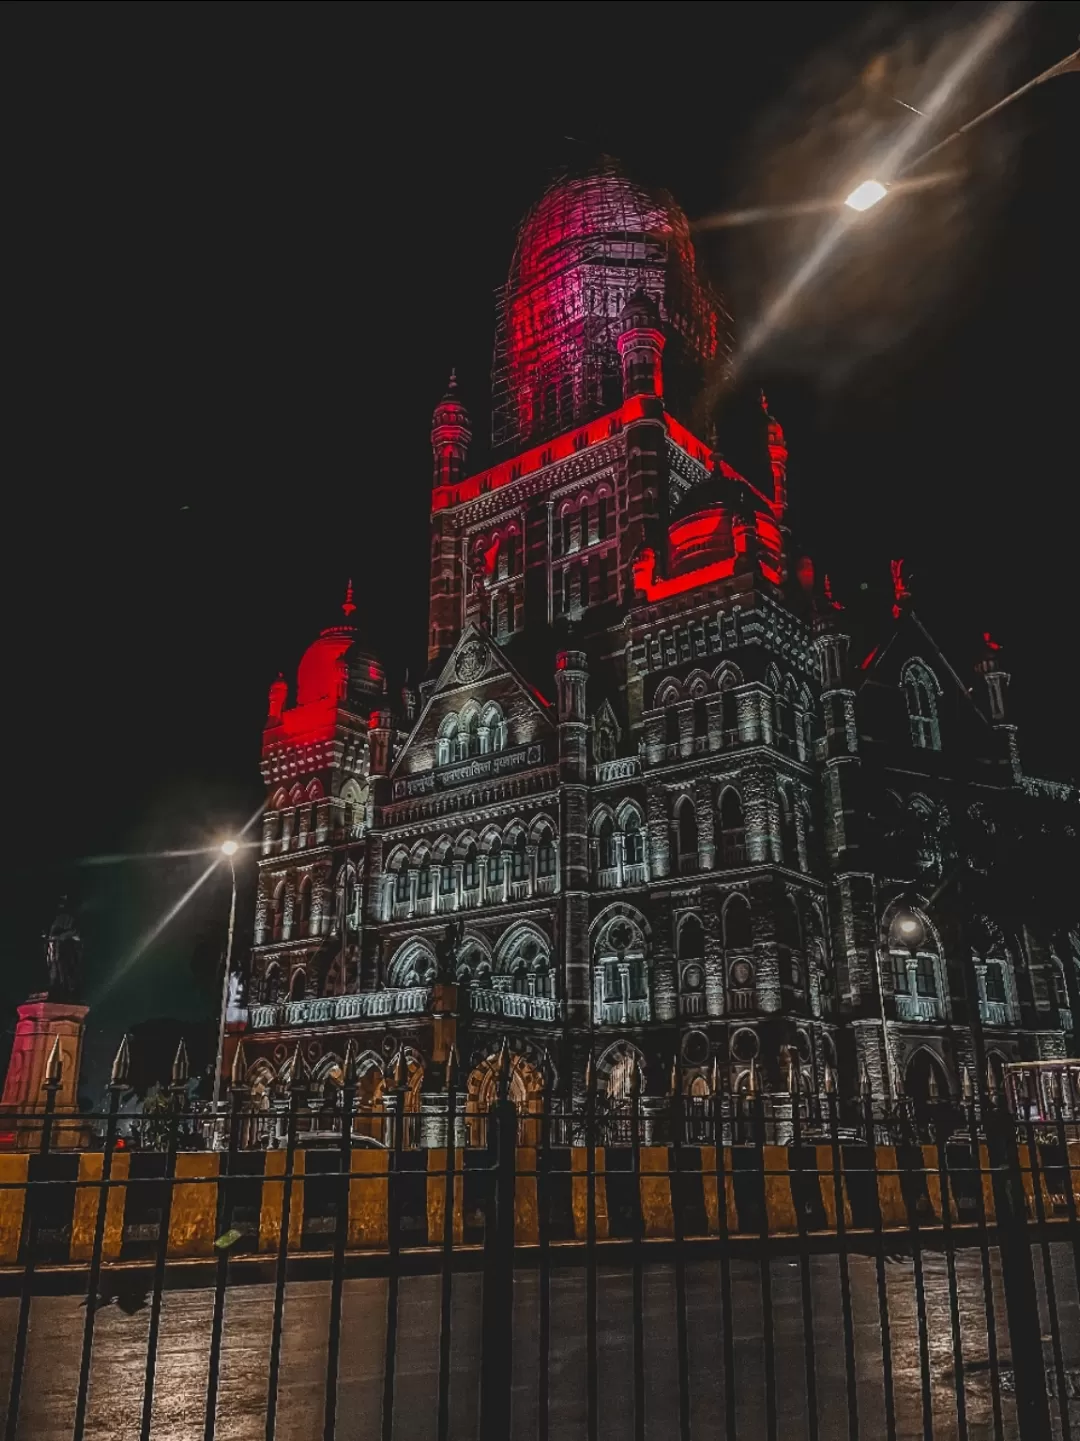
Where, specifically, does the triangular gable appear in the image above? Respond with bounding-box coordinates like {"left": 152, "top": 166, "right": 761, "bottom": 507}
{"left": 857, "top": 609, "right": 992, "bottom": 728}
{"left": 389, "top": 625, "right": 556, "bottom": 782}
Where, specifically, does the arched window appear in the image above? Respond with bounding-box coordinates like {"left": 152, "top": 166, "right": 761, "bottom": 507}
{"left": 511, "top": 831, "right": 528, "bottom": 882}
{"left": 597, "top": 493, "right": 610, "bottom": 541}
{"left": 289, "top": 968, "right": 306, "bottom": 1002}
{"left": 537, "top": 831, "right": 557, "bottom": 877}
{"left": 394, "top": 865, "right": 410, "bottom": 903}
{"left": 902, "top": 661, "right": 941, "bottom": 751}
{"left": 463, "top": 843, "right": 479, "bottom": 890}
{"left": 598, "top": 816, "right": 616, "bottom": 870}
{"left": 678, "top": 914, "right": 705, "bottom": 961}
{"left": 296, "top": 876, "right": 313, "bottom": 937}
{"left": 719, "top": 790, "right": 746, "bottom": 867}
{"left": 271, "top": 880, "right": 286, "bottom": 943}
{"left": 595, "top": 720, "right": 616, "bottom": 762}
{"left": 459, "top": 712, "right": 480, "bottom": 759}
{"left": 437, "top": 715, "right": 458, "bottom": 768}
{"left": 720, "top": 676, "right": 738, "bottom": 739}
{"left": 263, "top": 963, "right": 282, "bottom": 1003}
{"left": 723, "top": 895, "right": 752, "bottom": 952}
{"left": 779, "top": 788, "right": 799, "bottom": 868}
{"left": 417, "top": 858, "right": 432, "bottom": 899}
{"left": 624, "top": 812, "right": 644, "bottom": 867}
{"left": 487, "top": 840, "right": 503, "bottom": 885}
{"left": 675, "top": 799, "right": 698, "bottom": 874}
{"left": 693, "top": 695, "right": 708, "bottom": 746}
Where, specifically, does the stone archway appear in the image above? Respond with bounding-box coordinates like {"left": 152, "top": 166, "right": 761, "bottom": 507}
{"left": 465, "top": 1050, "right": 545, "bottom": 1146}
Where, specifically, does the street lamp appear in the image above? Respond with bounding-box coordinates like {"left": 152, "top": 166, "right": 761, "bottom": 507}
{"left": 845, "top": 179, "right": 888, "bottom": 212}
{"left": 212, "top": 839, "right": 240, "bottom": 1144}
{"left": 844, "top": 43, "right": 1078, "bottom": 215}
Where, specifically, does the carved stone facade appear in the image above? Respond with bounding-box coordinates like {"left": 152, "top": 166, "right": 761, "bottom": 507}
{"left": 230, "top": 162, "right": 1080, "bottom": 1116}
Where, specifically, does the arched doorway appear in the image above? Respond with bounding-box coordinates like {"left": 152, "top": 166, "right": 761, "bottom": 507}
{"left": 465, "top": 1050, "right": 545, "bottom": 1146}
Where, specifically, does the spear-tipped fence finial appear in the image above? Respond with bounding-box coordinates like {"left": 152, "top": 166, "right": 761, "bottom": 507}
{"left": 445, "top": 1042, "right": 459, "bottom": 1092}
{"left": 230, "top": 1038, "right": 248, "bottom": 1089}
{"left": 496, "top": 1036, "right": 511, "bottom": 1101}
{"left": 45, "top": 1035, "right": 64, "bottom": 1084}
{"left": 962, "top": 1065, "right": 974, "bottom": 1103}
{"left": 110, "top": 1035, "right": 131, "bottom": 1088}
{"left": 342, "top": 1039, "right": 358, "bottom": 1089}
{"left": 711, "top": 1054, "right": 722, "bottom": 1097}
{"left": 824, "top": 1062, "right": 836, "bottom": 1096}
{"left": 171, "top": 1039, "right": 189, "bottom": 1086}
{"left": 289, "top": 1040, "right": 308, "bottom": 1089}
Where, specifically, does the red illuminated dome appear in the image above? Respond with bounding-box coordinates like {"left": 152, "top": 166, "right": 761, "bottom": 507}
{"left": 490, "top": 158, "right": 731, "bottom": 451}
{"left": 294, "top": 582, "right": 386, "bottom": 712}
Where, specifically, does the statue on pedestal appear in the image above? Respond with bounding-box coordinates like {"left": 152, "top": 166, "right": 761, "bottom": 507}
{"left": 44, "top": 901, "right": 82, "bottom": 1001}
{"left": 434, "top": 919, "right": 464, "bottom": 984}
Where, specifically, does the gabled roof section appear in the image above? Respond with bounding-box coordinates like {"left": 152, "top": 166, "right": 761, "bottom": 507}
{"left": 388, "top": 624, "right": 556, "bottom": 783}
{"left": 856, "top": 608, "right": 991, "bottom": 727}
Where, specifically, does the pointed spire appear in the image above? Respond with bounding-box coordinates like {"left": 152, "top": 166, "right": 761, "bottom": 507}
{"left": 342, "top": 578, "right": 357, "bottom": 618}
{"left": 711, "top": 1054, "right": 722, "bottom": 1097}
{"left": 446, "top": 367, "right": 458, "bottom": 397}
{"left": 445, "top": 1042, "right": 459, "bottom": 1092}
{"left": 45, "top": 1035, "right": 64, "bottom": 1084}
{"left": 171, "top": 1039, "right": 189, "bottom": 1086}
{"left": 342, "top": 1039, "right": 358, "bottom": 1089}
{"left": 111, "top": 1035, "right": 131, "bottom": 1087}
{"left": 986, "top": 1057, "right": 1000, "bottom": 1096}
{"left": 231, "top": 1038, "right": 248, "bottom": 1088}
{"left": 289, "top": 1040, "right": 308, "bottom": 1089}
{"left": 961, "top": 1065, "right": 974, "bottom": 1103}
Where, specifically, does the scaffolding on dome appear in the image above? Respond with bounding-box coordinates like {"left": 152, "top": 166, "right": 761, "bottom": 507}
{"left": 490, "top": 159, "right": 733, "bottom": 454}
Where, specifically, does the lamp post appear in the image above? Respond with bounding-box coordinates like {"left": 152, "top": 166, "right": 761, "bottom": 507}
{"left": 212, "top": 839, "right": 239, "bottom": 1145}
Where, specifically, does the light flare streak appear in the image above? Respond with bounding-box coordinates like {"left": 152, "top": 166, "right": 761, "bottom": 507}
{"left": 91, "top": 805, "right": 263, "bottom": 1002}
{"left": 736, "top": 0, "right": 1027, "bottom": 369}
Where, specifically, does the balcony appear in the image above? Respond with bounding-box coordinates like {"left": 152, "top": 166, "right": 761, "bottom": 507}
{"left": 1060, "top": 1007, "right": 1074, "bottom": 1033}
{"left": 895, "top": 994, "right": 944, "bottom": 1023}
{"left": 469, "top": 989, "right": 559, "bottom": 1023}
{"left": 250, "top": 987, "right": 431, "bottom": 1030}
{"left": 596, "top": 865, "right": 620, "bottom": 891}
{"left": 622, "top": 861, "right": 648, "bottom": 887}
{"left": 979, "top": 999, "right": 1016, "bottom": 1028}
{"left": 727, "top": 988, "right": 756, "bottom": 1013}
{"left": 597, "top": 997, "right": 650, "bottom": 1026}
{"left": 592, "top": 757, "right": 641, "bottom": 784}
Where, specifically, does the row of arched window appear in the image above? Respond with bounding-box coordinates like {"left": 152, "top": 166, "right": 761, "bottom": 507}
{"left": 263, "top": 778, "right": 367, "bottom": 854}
{"left": 436, "top": 701, "right": 508, "bottom": 766}
{"left": 384, "top": 821, "right": 558, "bottom": 919}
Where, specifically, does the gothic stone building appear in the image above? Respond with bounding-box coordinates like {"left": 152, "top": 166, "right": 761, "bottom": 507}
{"left": 231, "top": 161, "right": 1080, "bottom": 1124}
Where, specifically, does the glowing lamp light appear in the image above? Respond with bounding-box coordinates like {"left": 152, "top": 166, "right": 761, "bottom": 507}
{"left": 844, "top": 179, "right": 888, "bottom": 212}
{"left": 220, "top": 839, "right": 239, "bottom": 857}
{"left": 899, "top": 917, "right": 919, "bottom": 935}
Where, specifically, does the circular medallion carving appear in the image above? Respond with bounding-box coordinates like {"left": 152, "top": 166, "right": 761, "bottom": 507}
{"left": 682, "top": 1029, "right": 710, "bottom": 1065}
{"left": 730, "top": 1027, "right": 759, "bottom": 1061}
{"left": 455, "top": 641, "right": 487, "bottom": 684}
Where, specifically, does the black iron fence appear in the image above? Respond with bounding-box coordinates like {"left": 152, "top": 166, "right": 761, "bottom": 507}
{"left": 2, "top": 1058, "right": 1080, "bottom": 1439}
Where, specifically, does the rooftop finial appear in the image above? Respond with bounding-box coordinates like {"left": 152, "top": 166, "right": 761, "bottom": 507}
{"left": 342, "top": 579, "right": 357, "bottom": 618}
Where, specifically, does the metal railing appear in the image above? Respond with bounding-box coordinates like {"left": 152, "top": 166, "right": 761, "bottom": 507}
{"left": 2, "top": 1054, "right": 1080, "bottom": 1439}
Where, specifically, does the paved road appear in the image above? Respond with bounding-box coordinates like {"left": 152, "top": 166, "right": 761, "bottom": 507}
{"left": 2, "top": 1247, "right": 1078, "bottom": 1440}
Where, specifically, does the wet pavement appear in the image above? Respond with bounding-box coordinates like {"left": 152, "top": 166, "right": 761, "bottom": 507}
{"left": 2, "top": 1245, "right": 1078, "bottom": 1439}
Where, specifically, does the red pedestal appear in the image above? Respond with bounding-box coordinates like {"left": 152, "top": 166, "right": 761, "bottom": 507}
{"left": 0, "top": 995, "right": 90, "bottom": 1149}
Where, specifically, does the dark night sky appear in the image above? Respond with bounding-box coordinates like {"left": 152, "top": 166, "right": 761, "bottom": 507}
{"left": 5, "top": 2, "right": 1078, "bottom": 1092}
